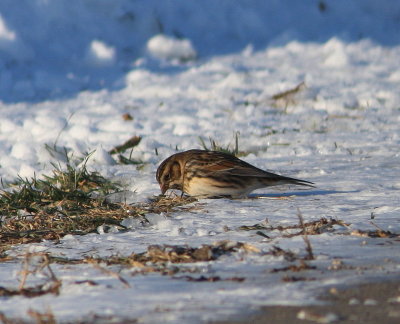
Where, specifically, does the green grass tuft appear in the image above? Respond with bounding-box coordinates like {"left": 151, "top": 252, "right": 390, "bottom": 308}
{"left": 0, "top": 157, "right": 197, "bottom": 247}
{"left": 199, "top": 131, "right": 246, "bottom": 156}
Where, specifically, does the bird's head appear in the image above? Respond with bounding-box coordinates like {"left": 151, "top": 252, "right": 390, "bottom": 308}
{"left": 156, "top": 154, "right": 184, "bottom": 194}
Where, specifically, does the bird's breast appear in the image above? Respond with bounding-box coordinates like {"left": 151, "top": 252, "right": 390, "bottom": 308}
{"left": 184, "top": 176, "right": 253, "bottom": 198}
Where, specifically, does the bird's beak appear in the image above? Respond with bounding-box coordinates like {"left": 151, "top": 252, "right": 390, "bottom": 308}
{"left": 160, "top": 183, "right": 168, "bottom": 195}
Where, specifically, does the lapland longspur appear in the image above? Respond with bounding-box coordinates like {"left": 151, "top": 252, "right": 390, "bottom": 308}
{"left": 156, "top": 149, "right": 314, "bottom": 198}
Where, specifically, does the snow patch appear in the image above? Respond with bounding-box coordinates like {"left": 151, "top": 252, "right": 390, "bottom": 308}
{"left": 84, "top": 146, "right": 116, "bottom": 166}
{"left": 87, "top": 40, "right": 116, "bottom": 66}
{"left": 0, "top": 15, "right": 15, "bottom": 41}
{"left": 146, "top": 34, "right": 197, "bottom": 62}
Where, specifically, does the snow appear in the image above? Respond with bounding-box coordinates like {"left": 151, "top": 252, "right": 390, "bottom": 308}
{"left": 1, "top": 1, "right": 400, "bottom": 323}
{"left": 87, "top": 40, "right": 117, "bottom": 66}
{"left": 0, "top": 14, "right": 15, "bottom": 41}
{"left": 147, "top": 34, "right": 197, "bottom": 62}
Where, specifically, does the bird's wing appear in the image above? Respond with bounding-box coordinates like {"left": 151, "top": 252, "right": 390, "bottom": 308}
{"left": 191, "top": 151, "right": 271, "bottom": 177}
{"left": 192, "top": 151, "right": 314, "bottom": 186}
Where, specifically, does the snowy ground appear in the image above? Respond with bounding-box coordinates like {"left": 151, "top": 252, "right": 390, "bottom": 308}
{"left": 1, "top": 1, "right": 400, "bottom": 323}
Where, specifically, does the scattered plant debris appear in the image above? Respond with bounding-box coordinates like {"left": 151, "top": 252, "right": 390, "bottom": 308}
{"left": 174, "top": 275, "right": 245, "bottom": 282}
{"left": 271, "top": 261, "right": 316, "bottom": 273}
{"left": 281, "top": 276, "right": 317, "bottom": 282}
{"left": 350, "top": 229, "right": 399, "bottom": 238}
{"left": 86, "top": 258, "right": 130, "bottom": 288}
{"left": 0, "top": 165, "right": 197, "bottom": 246}
{"left": 144, "top": 195, "right": 198, "bottom": 214}
{"left": 268, "top": 245, "right": 297, "bottom": 262}
{"left": 0, "top": 284, "right": 61, "bottom": 299}
{"left": 238, "top": 223, "right": 269, "bottom": 231}
{"left": 27, "top": 309, "right": 57, "bottom": 324}
{"left": 328, "top": 259, "right": 347, "bottom": 271}
{"left": 0, "top": 309, "right": 57, "bottom": 324}
{"left": 109, "top": 135, "right": 142, "bottom": 155}
{"left": 271, "top": 81, "right": 306, "bottom": 100}
{"left": 126, "top": 241, "right": 259, "bottom": 265}
{"left": 255, "top": 231, "right": 270, "bottom": 238}
{"left": 239, "top": 217, "right": 349, "bottom": 239}
{"left": 46, "top": 241, "right": 259, "bottom": 277}
{"left": 0, "top": 253, "right": 61, "bottom": 298}
{"left": 19, "top": 252, "right": 61, "bottom": 292}
{"left": 74, "top": 280, "right": 99, "bottom": 286}
{"left": 108, "top": 135, "right": 143, "bottom": 165}
{"left": 122, "top": 113, "right": 134, "bottom": 121}
{"left": 298, "top": 209, "right": 315, "bottom": 260}
{"left": 271, "top": 81, "right": 306, "bottom": 109}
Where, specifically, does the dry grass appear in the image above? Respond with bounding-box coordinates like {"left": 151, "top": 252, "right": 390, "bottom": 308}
{"left": 297, "top": 209, "right": 314, "bottom": 260}
{"left": 90, "top": 241, "right": 257, "bottom": 266}
{"left": 42, "top": 240, "right": 260, "bottom": 278}
{"left": 240, "top": 217, "right": 349, "bottom": 237}
{"left": 0, "top": 252, "right": 61, "bottom": 298}
{"left": 0, "top": 163, "right": 196, "bottom": 247}
{"left": 268, "top": 245, "right": 297, "bottom": 262}
{"left": 240, "top": 216, "right": 399, "bottom": 241}
{"left": 271, "top": 260, "right": 317, "bottom": 274}
{"left": 0, "top": 240, "right": 258, "bottom": 306}
{"left": 350, "top": 228, "right": 399, "bottom": 238}
{"left": 271, "top": 81, "right": 306, "bottom": 110}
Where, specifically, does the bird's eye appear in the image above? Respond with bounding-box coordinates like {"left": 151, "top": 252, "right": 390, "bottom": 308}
{"left": 164, "top": 173, "right": 171, "bottom": 181}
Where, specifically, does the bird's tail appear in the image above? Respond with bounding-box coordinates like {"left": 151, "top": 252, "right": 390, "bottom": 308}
{"left": 286, "top": 177, "right": 315, "bottom": 188}
{"left": 263, "top": 174, "right": 315, "bottom": 188}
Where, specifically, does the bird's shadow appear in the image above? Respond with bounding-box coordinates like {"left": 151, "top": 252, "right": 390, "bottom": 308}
{"left": 248, "top": 189, "right": 357, "bottom": 199}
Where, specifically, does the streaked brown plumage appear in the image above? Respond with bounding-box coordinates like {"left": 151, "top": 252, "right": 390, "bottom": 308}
{"left": 156, "top": 149, "right": 314, "bottom": 198}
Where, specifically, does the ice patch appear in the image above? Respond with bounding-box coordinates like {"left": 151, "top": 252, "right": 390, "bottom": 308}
{"left": 146, "top": 213, "right": 167, "bottom": 226}
{"left": 121, "top": 216, "right": 145, "bottom": 229}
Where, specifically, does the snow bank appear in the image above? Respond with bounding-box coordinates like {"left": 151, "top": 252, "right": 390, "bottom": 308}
{"left": 0, "top": 0, "right": 399, "bottom": 103}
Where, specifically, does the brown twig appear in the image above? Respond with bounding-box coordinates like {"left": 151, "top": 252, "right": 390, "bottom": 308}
{"left": 271, "top": 81, "right": 306, "bottom": 101}
{"left": 19, "top": 253, "right": 60, "bottom": 290}
{"left": 27, "top": 308, "right": 56, "bottom": 324}
{"left": 297, "top": 209, "right": 314, "bottom": 260}
{"left": 86, "top": 258, "right": 131, "bottom": 288}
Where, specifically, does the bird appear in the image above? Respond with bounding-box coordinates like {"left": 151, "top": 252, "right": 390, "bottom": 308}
{"left": 156, "top": 149, "right": 314, "bottom": 198}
